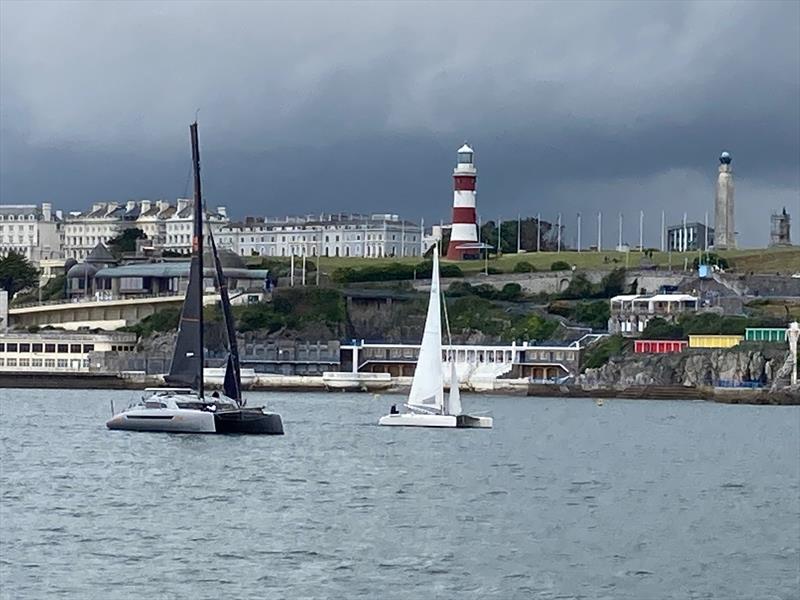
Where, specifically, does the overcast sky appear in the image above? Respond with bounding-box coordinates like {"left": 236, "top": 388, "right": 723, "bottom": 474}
{"left": 1, "top": 0, "right": 798, "bottom": 247}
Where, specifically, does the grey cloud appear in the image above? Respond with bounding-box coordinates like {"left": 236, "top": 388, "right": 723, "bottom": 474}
{"left": 1, "top": 0, "right": 798, "bottom": 247}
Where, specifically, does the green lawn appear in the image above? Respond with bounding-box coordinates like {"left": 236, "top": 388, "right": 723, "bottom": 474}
{"left": 293, "top": 246, "right": 800, "bottom": 276}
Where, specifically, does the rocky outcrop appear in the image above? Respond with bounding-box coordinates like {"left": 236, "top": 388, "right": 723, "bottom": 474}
{"left": 578, "top": 345, "right": 791, "bottom": 389}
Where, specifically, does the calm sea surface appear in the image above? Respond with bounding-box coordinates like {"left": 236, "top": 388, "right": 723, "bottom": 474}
{"left": 1, "top": 390, "right": 798, "bottom": 599}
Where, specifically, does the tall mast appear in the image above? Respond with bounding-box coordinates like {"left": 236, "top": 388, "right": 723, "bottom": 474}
{"left": 190, "top": 122, "right": 205, "bottom": 398}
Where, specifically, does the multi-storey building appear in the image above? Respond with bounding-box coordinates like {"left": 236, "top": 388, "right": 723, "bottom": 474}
{"left": 609, "top": 293, "right": 699, "bottom": 336}
{"left": 666, "top": 221, "right": 714, "bottom": 252}
{"left": 63, "top": 199, "right": 229, "bottom": 259}
{"left": 218, "top": 213, "right": 423, "bottom": 258}
{"left": 164, "top": 200, "right": 228, "bottom": 255}
{"left": 0, "top": 203, "right": 64, "bottom": 263}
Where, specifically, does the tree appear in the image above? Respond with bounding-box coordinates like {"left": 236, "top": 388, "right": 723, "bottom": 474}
{"left": 107, "top": 227, "right": 146, "bottom": 256}
{"left": 0, "top": 251, "right": 39, "bottom": 301}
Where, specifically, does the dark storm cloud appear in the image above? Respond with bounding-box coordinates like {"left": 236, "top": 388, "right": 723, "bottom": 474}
{"left": 1, "top": 0, "right": 798, "bottom": 246}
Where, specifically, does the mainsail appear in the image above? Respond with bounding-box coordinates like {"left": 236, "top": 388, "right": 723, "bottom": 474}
{"left": 165, "top": 123, "right": 205, "bottom": 395}
{"left": 407, "top": 247, "right": 444, "bottom": 410}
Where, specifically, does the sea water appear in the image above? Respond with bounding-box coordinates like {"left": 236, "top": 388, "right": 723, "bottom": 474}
{"left": 1, "top": 390, "right": 798, "bottom": 599}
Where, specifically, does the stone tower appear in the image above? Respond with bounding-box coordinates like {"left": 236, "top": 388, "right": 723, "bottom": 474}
{"left": 769, "top": 207, "right": 791, "bottom": 247}
{"left": 714, "top": 151, "right": 735, "bottom": 249}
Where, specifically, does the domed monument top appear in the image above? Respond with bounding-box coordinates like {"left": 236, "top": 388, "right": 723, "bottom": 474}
{"left": 719, "top": 151, "right": 732, "bottom": 165}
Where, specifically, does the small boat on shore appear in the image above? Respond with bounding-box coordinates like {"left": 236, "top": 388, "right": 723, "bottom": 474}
{"left": 107, "top": 123, "right": 283, "bottom": 435}
{"left": 378, "top": 246, "right": 492, "bottom": 429}
{"left": 322, "top": 371, "right": 392, "bottom": 392}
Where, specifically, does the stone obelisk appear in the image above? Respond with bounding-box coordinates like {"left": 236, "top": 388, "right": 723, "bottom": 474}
{"left": 714, "top": 151, "right": 735, "bottom": 249}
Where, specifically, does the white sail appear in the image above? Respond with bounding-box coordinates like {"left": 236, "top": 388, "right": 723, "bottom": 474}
{"left": 446, "top": 360, "right": 462, "bottom": 416}
{"left": 407, "top": 248, "right": 444, "bottom": 410}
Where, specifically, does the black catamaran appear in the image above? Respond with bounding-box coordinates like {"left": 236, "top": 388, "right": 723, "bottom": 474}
{"left": 106, "top": 123, "right": 283, "bottom": 434}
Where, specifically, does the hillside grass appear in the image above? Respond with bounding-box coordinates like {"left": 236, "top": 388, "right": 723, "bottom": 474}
{"left": 248, "top": 246, "right": 799, "bottom": 276}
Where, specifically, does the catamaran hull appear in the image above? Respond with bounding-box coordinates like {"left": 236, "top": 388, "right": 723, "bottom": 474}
{"left": 107, "top": 408, "right": 284, "bottom": 434}
{"left": 378, "top": 413, "right": 492, "bottom": 428}
{"left": 213, "top": 410, "right": 284, "bottom": 434}
{"left": 106, "top": 408, "right": 216, "bottom": 433}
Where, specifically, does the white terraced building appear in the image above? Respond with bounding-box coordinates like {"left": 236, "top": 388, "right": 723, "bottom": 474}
{"left": 63, "top": 199, "right": 230, "bottom": 259}
{"left": 0, "top": 203, "right": 64, "bottom": 263}
{"left": 217, "top": 213, "right": 424, "bottom": 258}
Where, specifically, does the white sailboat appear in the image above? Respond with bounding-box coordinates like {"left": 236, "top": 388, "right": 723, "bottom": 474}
{"left": 378, "top": 246, "right": 492, "bottom": 429}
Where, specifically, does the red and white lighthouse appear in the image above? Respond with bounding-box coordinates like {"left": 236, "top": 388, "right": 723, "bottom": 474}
{"left": 446, "top": 143, "right": 479, "bottom": 260}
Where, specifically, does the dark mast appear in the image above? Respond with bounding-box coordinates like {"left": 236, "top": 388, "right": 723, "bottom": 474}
{"left": 165, "top": 123, "right": 205, "bottom": 395}
{"left": 190, "top": 122, "right": 205, "bottom": 397}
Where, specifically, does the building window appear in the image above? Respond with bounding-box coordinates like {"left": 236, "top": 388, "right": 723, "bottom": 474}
{"left": 120, "top": 277, "right": 144, "bottom": 291}
{"left": 45, "top": 344, "right": 56, "bottom": 353}
{"left": 19, "top": 358, "right": 30, "bottom": 367}
{"left": 19, "top": 343, "right": 30, "bottom": 352}
{"left": 7, "top": 358, "right": 17, "bottom": 367}
{"left": 57, "top": 344, "right": 68, "bottom": 353}
{"left": 57, "top": 359, "right": 68, "bottom": 368}
{"left": 32, "top": 358, "right": 43, "bottom": 368}
{"left": 6, "top": 343, "right": 17, "bottom": 352}
{"left": 45, "top": 359, "right": 55, "bottom": 368}
{"left": 83, "top": 344, "right": 94, "bottom": 353}
{"left": 0, "top": 343, "right": 4, "bottom": 352}
{"left": 32, "top": 343, "right": 42, "bottom": 352}
{"left": 0, "top": 358, "right": 4, "bottom": 366}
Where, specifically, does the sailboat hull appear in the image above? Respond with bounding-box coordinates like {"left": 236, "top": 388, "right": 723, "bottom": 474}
{"left": 378, "top": 413, "right": 492, "bottom": 428}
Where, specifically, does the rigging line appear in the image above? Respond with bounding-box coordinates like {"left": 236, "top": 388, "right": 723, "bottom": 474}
{"left": 440, "top": 248, "right": 454, "bottom": 357}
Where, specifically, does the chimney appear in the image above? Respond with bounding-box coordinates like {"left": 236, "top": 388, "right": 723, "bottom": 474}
{"left": 217, "top": 206, "right": 228, "bottom": 218}
{"left": 92, "top": 203, "right": 103, "bottom": 212}
{"left": 126, "top": 200, "right": 136, "bottom": 212}
{"left": 55, "top": 210, "right": 63, "bottom": 220}
{"left": 157, "top": 200, "right": 167, "bottom": 213}
{"left": 177, "top": 198, "right": 189, "bottom": 212}
{"left": 141, "top": 200, "right": 151, "bottom": 214}
{"left": 42, "top": 203, "right": 52, "bottom": 221}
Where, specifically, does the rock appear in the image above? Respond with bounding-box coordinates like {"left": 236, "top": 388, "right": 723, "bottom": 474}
{"left": 577, "top": 345, "right": 791, "bottom": 390}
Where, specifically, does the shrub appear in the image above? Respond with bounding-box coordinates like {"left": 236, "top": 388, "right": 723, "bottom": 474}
{"left": 497, "top": 282, "right": 523, "bottom": 301}
{"left": 641, "top": 317, "right": 684, "bottom": 340}
{"left": 122, "top": 308, "right": 181, "bottom": 338}
{"left": 509, "top": 314, "right": 559, "bottom": 341}
{"left": 546, "top": 300, "right": 573, "bottom": 318}
{"left": 440, "top": 264, "right": 464, "bottom": 278}
{"left": 446, "top": 281, "right": 474, "bottom": 297}
{"left": 486, "top": 266, "right": 504, "bottom": 275}
{"left": 574, "top": 300, "right": 611, "bottom": 330}
{"left": 331, "top": 261, "right": 462, "bottom": 283}
{"left": 447, "top": 296, "right": 504, "bottom": 336}
{"left": 583, "top": 335, "right": 629, "bottom": 370}
{"left": 513, "top": 261, "right": 536, "bottom": 273}
{"left": 560, "top": 273, "right": 594, "bottom": 299}
{"left": 550, "top": 260, "right": 571, "bottom": 271}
